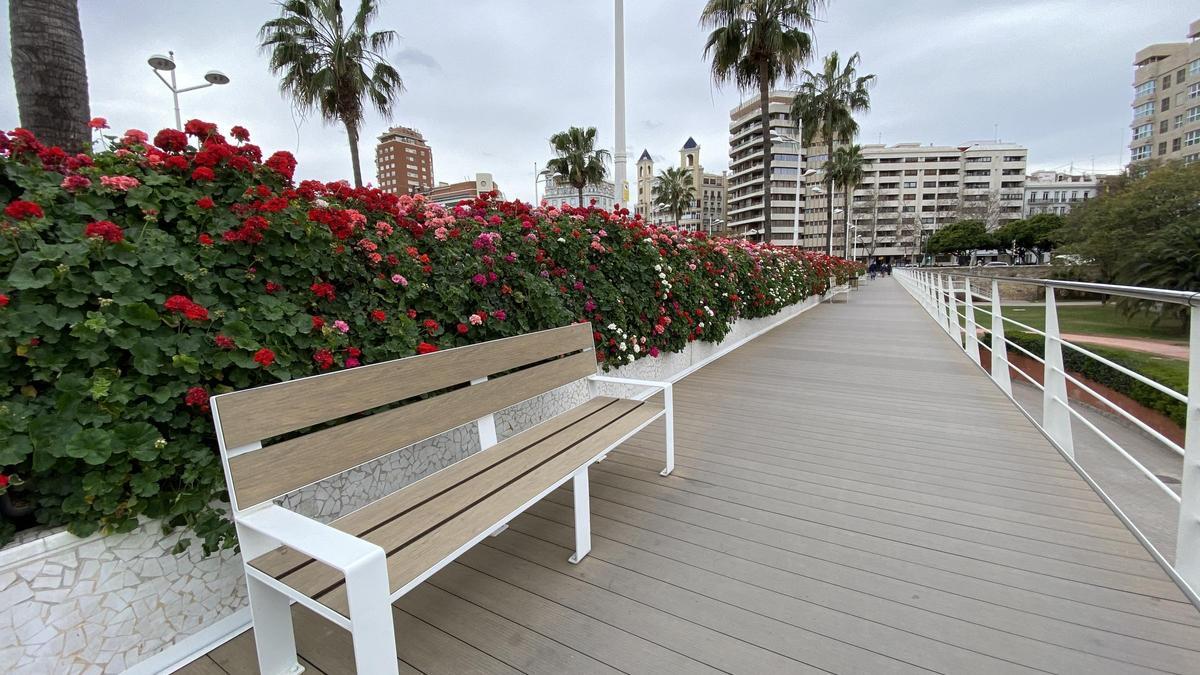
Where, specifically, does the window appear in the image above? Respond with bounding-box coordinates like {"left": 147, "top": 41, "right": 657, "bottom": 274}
{"left": 1179, "top": 69, "right": 1187, "bottom": 85}
{"left": 1191, "top": 59, "right": 1200, "bottom": 77}
{"left": 1131, "top": 144, "right": 1151, "bottom": 161}
{"left": 1191, "top": 83, "right": 1200, "bottom": 100}
{"left": 1135, "top": 80, "right": 1156, "bottom": 97}
{"left": 1185, "top": 130, "right": 1200, "bottom": 147}
{"left": 1162, "top": 97, "right": 1170, "bottom": 112}
{"left": 1159, "top": 141, "right": 1168, "bottom": 156}
{"left": 903, "top": 181, "right": 916, "bottom": 188}
{"left": 1133, "top": 102, "right": 1155, "bottom": 119}
{"left": 1160, "top": 119, "right": 1170, "bottom": 133}
{"left": 923, "top": 181, "right": 936, "bottom": 188}
{"left": 1176, "top": 114, "right": 1186, "bottom": 129}
{"left": 1163, "top": 75, "right": 1172, "bottom": 90}
{"left": 1189, "top": 106, "right": 1200, "bottom": 124}
{"left": 1173, "top": 138, "right": 1181, "bottom": 152}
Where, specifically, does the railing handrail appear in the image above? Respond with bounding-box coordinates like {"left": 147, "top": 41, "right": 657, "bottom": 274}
{"left": 941, "top": 271, "right": 1200, "bottom": 307}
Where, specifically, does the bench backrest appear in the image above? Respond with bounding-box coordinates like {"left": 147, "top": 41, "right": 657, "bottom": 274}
{"left": 211, "top": 322, "right": 597, "bottom": 512}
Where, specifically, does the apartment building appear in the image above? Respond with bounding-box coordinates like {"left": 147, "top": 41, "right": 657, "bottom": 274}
{"left": 375, "top": 126, "right": 434, "bottom": 195}
{"left": 542, "top": 180, "right": 617, "bottom": 210}
{"left": 1130, "top": 19, "right": 1200, "bottom": 166}
{"left": 635, "top": 139, "right": 727, "bottom": 233}
{"left": 1023, "top": 170, "right": 1103, "bottom": 217}
{"left": 726, "top": 91, "right": 804, "bottom": 243}
{"left": 820, "top": 143, "right": 1027, "bottom": 262}
{"left": 426, "top": 173, "right": 501, "bottom": 207}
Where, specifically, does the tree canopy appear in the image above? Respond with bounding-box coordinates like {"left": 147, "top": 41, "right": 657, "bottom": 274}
{"left": 925, "top": 219, "right": 991, "bottom": 256}
{"left": 992, "top": 213, "right": 1063, "bottom": 260}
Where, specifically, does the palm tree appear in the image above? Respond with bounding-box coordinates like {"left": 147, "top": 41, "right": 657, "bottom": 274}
{"left": 9, "top": 0, "right": 90, "bottom": 150}
{"left": 827, "top": 144, "right": 865, "bottom": 258}
{"left": 543, "top": 126, "right": 610, "bottom": 207}
{"left": 701, "top": 0, "right": 820, "bottom": 243}
{"left": 259, "top": 0, "right": 404, "bottom": 187}
{"left": 652, "top": 166, "right": 696, "bottom": 228}
{"left": 792, "top": 51, "right": 875, "bottom": 255}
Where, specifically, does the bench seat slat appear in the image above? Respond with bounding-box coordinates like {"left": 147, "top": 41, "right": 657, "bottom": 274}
{"left": 260, "top": 398, "right": 664, "bottom": 617}
{"left": 250, "top": 396, "right": 622, "bottom": 578}
{"left": 215, "top": 323, "right": 594, "bottom": 448}
{"left": 228, "top": 350, "right": 597, "bottom": 507}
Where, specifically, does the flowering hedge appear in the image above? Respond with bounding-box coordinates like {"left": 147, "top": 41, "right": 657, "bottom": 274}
{"left": 0, "top": 121, "right": 858, "bottom": 552}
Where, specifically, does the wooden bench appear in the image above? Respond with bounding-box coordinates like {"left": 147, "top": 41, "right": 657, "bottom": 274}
{"left": 210, "top": 323, "right": 674, "bottom": 675}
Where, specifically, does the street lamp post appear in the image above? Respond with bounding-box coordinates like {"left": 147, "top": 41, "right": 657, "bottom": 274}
{"left": 147, "top": 52, "right": 230, "bottom": 130}
{"left": 613, "top": 0, "right": 627, "bottom": 208}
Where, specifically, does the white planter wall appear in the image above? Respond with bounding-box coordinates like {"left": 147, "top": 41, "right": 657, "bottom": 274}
{"left": 0, "top": 292, "right": 826, "bottom": 674}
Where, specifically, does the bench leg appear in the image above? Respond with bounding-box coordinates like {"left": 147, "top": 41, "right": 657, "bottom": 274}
{"left": 345, "top": 548, "right": 399, "bottom": 675}
{"left": 245, "top": 575, "right": 304, "bottom": 675}
{"left": 568, "top": 466, "right": 592, "bottom": 564}
{"left": 661, "top": 384, "right": 675, "bottom": 476}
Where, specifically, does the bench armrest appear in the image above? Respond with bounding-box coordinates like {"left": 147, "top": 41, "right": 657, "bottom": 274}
{"left": 587, "top": 374, "right": 671, "bottom": 401}
{"left": 238, "top": 504, "right": 385, "bottom": 575}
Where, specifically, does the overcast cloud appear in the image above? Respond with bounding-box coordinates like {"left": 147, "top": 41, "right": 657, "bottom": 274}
{"left": 0, "top": 1, "right": 1195, "bottom": 204}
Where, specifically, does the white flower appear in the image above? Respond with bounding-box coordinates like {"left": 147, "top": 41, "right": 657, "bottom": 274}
{"left": 633, "top": 343, "right": 641, "bottom": 353}
{"left": 654, "top": 264, "right": 662, "bottom": 272}
{"left": 619, "top": 343, "right": 627, "bottom": 351}
{"left": 607, "top": 323, "right": 616, "bottom": 330}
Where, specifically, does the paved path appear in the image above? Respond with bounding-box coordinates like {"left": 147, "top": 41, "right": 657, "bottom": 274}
{"left": 1060, "top": 333, "right": 1190, "bottom": 360}
{"left": 183, "top": 279, "right": 1200, "bottom": 674}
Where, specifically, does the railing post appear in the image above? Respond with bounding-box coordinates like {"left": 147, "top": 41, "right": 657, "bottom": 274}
{"left": 945, "top": 278, "right": 964, "bottom": 345}
{"left": 963, "top": 278, "right": 980, "bottom": 365}
{"left": 1042, "top": 287, "right": 1074, "bottom": 457}
{"left": 936, "top": 274, "right": 950, "bottom": 334}
{"left": 1175, "top": 306, "right": 1200, "bottom": 594}
{"left": 990, "top": 279, "right": 1012, "bottom": 396}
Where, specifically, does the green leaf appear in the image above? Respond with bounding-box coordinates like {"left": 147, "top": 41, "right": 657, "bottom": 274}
{"left": 119, "top": 302, "right": 161, "bottom": 329}
{"left": 130, "top": 341, "right": 161, "bottom": 375}
{"left": 65, "top": 427, "right": 113, "bottom": 465}
{"left": 171, "top": 354, "right": 200, "bottom": 374}
{"left": 7, "top": 253, "right": 54, "bottom": 289}
{"left": 115, "top": 422, "right": 161, "bottom": 461}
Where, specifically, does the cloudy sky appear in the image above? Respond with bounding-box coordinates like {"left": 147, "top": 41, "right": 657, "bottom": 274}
{"left": 0, "top": 1, "right": 1195, "bottom": 204}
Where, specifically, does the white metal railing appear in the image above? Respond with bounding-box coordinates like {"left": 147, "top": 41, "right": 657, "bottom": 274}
{"left": 894, "top": 268, "right": 1200, "bottom": 604}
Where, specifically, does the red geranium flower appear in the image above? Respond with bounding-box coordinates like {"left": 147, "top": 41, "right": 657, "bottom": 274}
{"left": 183, "top": 119, "right": 218, "bottom": 139}
{"left": 416, "top": 342, "right": 438, "bottom": 355}
{"left": 422, "top": 319, "right": 439, "bottom": 334}
{"left": 265, "top": 150, "right": 297, "bottom": 181}
{"left": 165, "top": 155, "right": 189, "bottom": 171}
{"left": 191, "top": 167, "right": 215, "bottom": 182}
{"left": 229, "top": 126, "right": 250, "bottom": 142}
{"left": 185, "top": 386, "right": 210, "bottom": 412}
{"left": 196, "top": 196, "right": 215, "bottom": 209}
{"left": 370, "top": 309, "right": 387, "bottom": 322}
{"left": 310, "top": 282, "right": 336, "bottom": 300}
{"left": 84, "top": 220, "right": 124, "bottom": 243}
{"left": 253, "top": 348, "right": 275, "bottom": 368}
{"left": 154, "top": 128, "right": 188, "bottom": 152}
{"left": 0, "top": 474, "right": 8, "bottom": 488}
{"left": 164, "top": 294, "right": 209, "bottom": 321}
{"left": 197, "top": 233, "right": 214, "bottom": 246}
{"left": 4, "top": 200, "right": 43, "bottom": 220}
{"left": 313, "top": 348, "right": 334, "bottom": 370}
{"left": 311, "top": 315, "right": 325, "bottom": 329}
{"left": 406, "top": 308, "right": 417, "bottom": 319}
{"left": 0, "top": 294, "right": 9, "bottom": 308}
{"left": 214, "top": 334, "right": 235, "bottom": 350}
{"left": 264, "top": 281, "right": 282, "bottom": 294}
{"left": 456, "top": 323, "right": 469, "bottom": 334}
{"left": 88, "top": 117, "right": 109, "bottom": 129}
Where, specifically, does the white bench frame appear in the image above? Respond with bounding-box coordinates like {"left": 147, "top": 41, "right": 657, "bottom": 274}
{"left": 214, "top": 372, "right": 673, "bottom": 675}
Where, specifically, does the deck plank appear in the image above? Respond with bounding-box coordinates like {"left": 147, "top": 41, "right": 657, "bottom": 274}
{"left": 198, "top": 280, "right": 1200, "bottom": 674}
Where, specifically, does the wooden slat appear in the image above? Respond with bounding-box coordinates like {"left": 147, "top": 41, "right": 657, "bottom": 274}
{"left": 214, "top": 322, "right": 594, "bottom": 448}
{"left": 251, "top": 396, "right": 623, "bottom": 578}
{"left": 317, "top": 401, "right": 663, "bottom": 615}
{"left": 172, "top": 656, "right": 228, "bottom": 675}
{"left": 228, "top": 349, "right": 597, "bottom": 507}
{"left": 268, "top": 398, "right": 655, "bottom": 605}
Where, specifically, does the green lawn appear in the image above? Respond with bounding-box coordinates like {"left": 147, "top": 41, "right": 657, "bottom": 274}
{"left": 964, "top": 303, "right": 1188, "bottom": 343}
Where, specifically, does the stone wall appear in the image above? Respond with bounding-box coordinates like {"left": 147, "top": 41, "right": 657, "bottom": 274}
{"left": 0, "top": 292, "right": 826, "bottom": 673}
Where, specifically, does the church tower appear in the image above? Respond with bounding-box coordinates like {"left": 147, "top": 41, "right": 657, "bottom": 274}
{"left": 635, "top": 149, "right": 654, "bottom": 221}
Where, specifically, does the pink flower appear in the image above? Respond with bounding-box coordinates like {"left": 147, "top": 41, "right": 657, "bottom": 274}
{"left": 345, "top": 357, "right": 360, "bottom": 368}
{"left": 100, "top": 175, "right": 140, "bottom": 192}
{"left": 471, "top": 273, "right": 487, "bottom": 286}
{"left": 469, "top": 313, "right": 483, "bottom": 326}
{"left": 390, "top": 274, "right": 408, "bottom": 286}
{"left": 333, "top": 320, "right": 350, "bottom": 334}
{"left": 60, "top": 174, "right": 91, "bottom": 191}
{"left": 491, "top": 310, "right": 506, "bottom": 321}
{"left": 649, "top": 347, "right": 661, "bottom": 358}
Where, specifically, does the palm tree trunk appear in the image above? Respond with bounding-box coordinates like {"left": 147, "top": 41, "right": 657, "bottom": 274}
{"left": 345, "top": 120, "right": 363, "bottom": 188}
{"left": 9, "top": 0, "right": 90, "bottom": 151}
{"left": 843, "top": 187, "right": 852, "bottom": 259}
{"left": 577, "top": 186, "right": 584, "bottom": 208}
{"left": 758, "top": 67, "right": 772, "bottom": 244}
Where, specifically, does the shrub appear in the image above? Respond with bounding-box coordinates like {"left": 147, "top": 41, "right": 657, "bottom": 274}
{"left": 0, "top": 122, "right": 859, "bottom": 551}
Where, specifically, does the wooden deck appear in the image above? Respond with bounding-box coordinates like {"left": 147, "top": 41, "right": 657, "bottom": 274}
{"left": 181, "top": 280, "right": 1200, "bottom": 674}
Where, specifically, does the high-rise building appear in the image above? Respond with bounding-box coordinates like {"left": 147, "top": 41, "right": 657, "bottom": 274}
{"left": 375, "top": 126, "right": 434, "bottom": 195}
{"left": 1023, "top": 170, "right": 1104, "bottom": 217}
{"left": 1130, "top": 19, "right": 1200, "bottom": 166}
{"left": 635, "top": 140, "right": 727, "bottom": 233}
{"left": 726, "top": 91, "right": 803, "bottom": 243}
{"left": 426, "top": 173, "right": 501, "bottom": 207}
{"left": 542, "top": 180, "right": 617, "bottom": 210}
{"left": 814, "top": 142, "right": 1027, "bottom": 261}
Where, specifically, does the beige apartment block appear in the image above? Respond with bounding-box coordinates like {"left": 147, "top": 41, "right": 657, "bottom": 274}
{"left": 726, "top": 91, "right": 804, "bottom": 243}
{"left": 1130, "top": 19, "right": 1200, "bottom": 166}
{"left": 375, "top": 126, "right": 435, "bottom": 195}
{"left": 812, "top": 143, "right": 1027, "bottom": 262}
